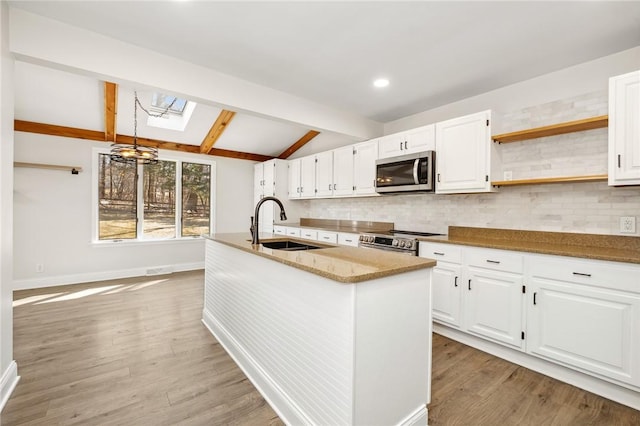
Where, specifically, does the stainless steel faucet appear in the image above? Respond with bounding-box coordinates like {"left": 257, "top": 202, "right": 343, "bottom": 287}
{"left": 251, "top": 196, "right": 288, "bottom": 245}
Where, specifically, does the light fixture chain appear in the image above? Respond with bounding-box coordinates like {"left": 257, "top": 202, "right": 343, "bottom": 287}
{"left": 135, "top": 92, "right": 178, "bottom": 118}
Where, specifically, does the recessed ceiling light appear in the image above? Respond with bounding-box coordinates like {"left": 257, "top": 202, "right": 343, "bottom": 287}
{"left": 373, "top": 78, "right": 390, "bottom": 88}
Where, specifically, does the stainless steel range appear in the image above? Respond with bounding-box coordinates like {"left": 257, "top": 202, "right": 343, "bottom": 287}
{"left": 358, "top": 230, "right": 442, "bottom": 256}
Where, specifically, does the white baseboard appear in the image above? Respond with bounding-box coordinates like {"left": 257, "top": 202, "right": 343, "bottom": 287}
{"left": 433, "top": 323, "right": 640, "bottom": 411}
{"left": 399, "top": 405, "right": 428, "bottom": 426}
{"left": 202, "top": 310, "right": 312, "bottom": 426}
{"left": 0, "top": 361, "right": 19, "bottom": 412}
{"left": 12, "top": 262, "right": 204, "bottom": 290}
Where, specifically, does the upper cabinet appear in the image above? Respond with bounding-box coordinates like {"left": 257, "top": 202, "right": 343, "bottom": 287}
{"left": 288, "top": 156, "right": 316, "bottom": 198}
{"left": 353, "top": 140, "right": 378, "bottom": 195}
{"left": 315, "top": 151, "right": 334, "bottom": 197}
{"left": 378, "top": 124, "right": 435, "bottom": 159}
{"left": 609, "top": 70, "right": 640, "bottom": 186}
{"left": 435, "top": 110, "right": 496, "bottom": 194}
{"left": 254, "top": 159, "right": 290, "bottom": 233}
{"left": 333, "top": 145, "right": 355, "bottom": 196}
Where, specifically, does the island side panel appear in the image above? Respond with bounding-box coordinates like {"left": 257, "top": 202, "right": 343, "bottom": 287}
{"left": 203, "top": 239, "right": 356, "bottom": 425}
{"left": 353, "top": 268, "right": 432, "bottom": 426}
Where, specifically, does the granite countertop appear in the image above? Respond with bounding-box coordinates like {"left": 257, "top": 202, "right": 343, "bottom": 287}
{"left": 419, "top": 226, "right": 640, "bottom": 264}
{"left": 207, "top": 233, "right": 436, "bottom": 283}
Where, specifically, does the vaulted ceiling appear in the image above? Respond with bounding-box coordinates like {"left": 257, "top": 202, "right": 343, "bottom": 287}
{"left": 9, "top": 1, "right": 640, "bottom": 161}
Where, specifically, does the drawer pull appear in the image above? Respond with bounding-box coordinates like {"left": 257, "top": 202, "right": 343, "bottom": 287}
{"left": 533, "top": 292, "right": 537, "bottom": 305}
{"left": 433, "top": 252, "right": 445, "bottom": 256}
{"left": 468, "top": 279, "right": 471, "bottom": 290}
{"left": 344, "top": 239, "right": 353, "bottom": 243}
{"left": 454, "top": 276, "right": 458, "bottom": 287}
{"left": 572, "top": 272, "right": 592, "bottom": 278}
{"left": 486, "top": 259, "right": 501, "bottom": 264}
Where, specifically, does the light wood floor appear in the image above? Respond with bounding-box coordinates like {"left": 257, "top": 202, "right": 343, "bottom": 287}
{"left": 3, "top": 271, "right": 639, "bottom": 425}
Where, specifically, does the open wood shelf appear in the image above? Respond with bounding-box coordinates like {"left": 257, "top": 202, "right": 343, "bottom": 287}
{"left": 14, "top": 161, "right": 83, "bottom": 174}
{"left": 492, "top": 115, "right": 608, "bottom": 143}
{"left": 492, "top": 174, "right": 608, "bottom": 187}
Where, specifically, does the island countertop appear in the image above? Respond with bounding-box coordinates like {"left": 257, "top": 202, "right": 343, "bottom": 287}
{"left": 207, "top": 233, "right": 436, "bottom": 283}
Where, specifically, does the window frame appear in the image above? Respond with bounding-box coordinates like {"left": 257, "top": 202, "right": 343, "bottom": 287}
{"left": 92, "top": 147, "right": 216, "bottom": 244}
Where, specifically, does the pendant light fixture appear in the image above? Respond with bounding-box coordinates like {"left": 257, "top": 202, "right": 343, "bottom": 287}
{"left": 110, "top": 91, "right": 177, "bottom": 165}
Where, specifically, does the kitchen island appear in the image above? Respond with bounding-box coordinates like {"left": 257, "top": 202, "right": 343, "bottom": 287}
{"left": 202, "top": 233, "right": 436, "bottom": 426}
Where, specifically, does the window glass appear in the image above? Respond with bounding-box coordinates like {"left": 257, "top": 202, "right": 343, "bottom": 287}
{"left": 98, "top": 154, "right": 137, "bottom": 240}
{"left": 182, "top": 162, "right": 211, "bottom": 236}
{"left": 143, "top": 160, "right": 177, "bottom": 238}
{"left": 151, "top": 93, "right": 188, "bottom": 114}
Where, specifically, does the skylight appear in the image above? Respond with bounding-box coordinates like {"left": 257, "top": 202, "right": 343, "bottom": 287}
{"left": 151, "top": 93, "right": 188, "bottom": 115}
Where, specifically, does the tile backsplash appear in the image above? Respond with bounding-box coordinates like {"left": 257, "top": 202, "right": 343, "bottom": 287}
{"left": 301, "top": 91, "right": 640, "bottom": 236}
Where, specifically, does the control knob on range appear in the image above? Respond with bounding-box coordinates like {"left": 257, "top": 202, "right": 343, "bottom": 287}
{"left": 392, "top": 239, "right": 399, "bottom": 247}
{"left": 405, "top": 240, "right": 413, "bottom": 249}
{"left": 399, "top": 240, "right": 406, "bottom": 248}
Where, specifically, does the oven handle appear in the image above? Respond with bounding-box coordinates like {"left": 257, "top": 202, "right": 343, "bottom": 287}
{"left": 413, "top": 159, "right": 420, "bottom": 184}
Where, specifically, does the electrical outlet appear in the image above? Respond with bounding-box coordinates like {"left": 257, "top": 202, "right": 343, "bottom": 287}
{"left": 620, "top": 216, "right": 636, "bottom": 234}
{"left": 503, "top": 171, "right": 513, "bottom": 181}
{"left": 36, "top": 263, "right": 44, "bottom": 273}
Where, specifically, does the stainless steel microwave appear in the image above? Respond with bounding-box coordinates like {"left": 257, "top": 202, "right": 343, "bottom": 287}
{"left": 375, "top": 151, "right": 435, "bottom": 194}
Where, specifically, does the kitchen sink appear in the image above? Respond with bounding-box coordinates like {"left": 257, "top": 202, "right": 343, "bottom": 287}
{"left": 261, "top": 240, "right": 324, "bottom": 251}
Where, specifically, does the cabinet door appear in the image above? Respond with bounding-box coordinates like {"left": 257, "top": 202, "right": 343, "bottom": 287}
{"left": 527, "top": 257, "right": 640, "bottom": 387}
{"left": 435, "top": 110, "right": 491, "bottom": 194}
{"left": 354, "top": 140, "right": 378, "bottom": 195}
{"left": 254, "top": 163, "right": 265, "bottom": 196}
{"left": 378, "top": 133, "right": 405, "bottom": 159}
{"left": 317, "top": 231, "right": 338, "bottom": 244}
{"left": 315, "top": 151, "right": 334, "bottom": 197}
{"left": 288, "top": 159, "right": 301, "bottom": 199}
{"left": 609, "top": 70, "right": 640, "bottom": 186}
{"left": 405, "top": 124, "right": 435, "bottom": 154}
{"left": 261, "top": 204, "right": 275, "bottom": 234}
{"left": 333, "top": 145, "right": 355, "bottom": 196}
{"left": 300, "top": 156, "right": 316, "bottom": 198}
{"left": 262, "top": 160, "right": 275, "bottom": 197}
{"left": 432, "top": 262, "right": 463, "bottom": 328}
{"left": 465, "top": 267, "right": 524, "bottom": 350}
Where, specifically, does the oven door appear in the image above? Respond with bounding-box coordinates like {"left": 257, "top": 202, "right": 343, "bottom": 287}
{"left": 375, "top": 151, "right": 434, "bottom": 193}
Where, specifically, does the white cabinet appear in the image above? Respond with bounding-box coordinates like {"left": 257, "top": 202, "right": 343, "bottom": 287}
{"left": 317, "top": 230, "right": 338, "bottom": 244}
{"left": 333, "top": 145, "right": 355, "bottom": 196}
{"left": 421, "top": 243, "right": 524, "bottom": 349}
{"left": 353, "top": 140, "right": 378, "bottom": 195}
{"left": 273, "top": 225, "right": 286, "bottom": 235}
{"left": 254, "top": 159, "right": 289, "bottom": 233}
{"left": 609, "top": 70, "right": 640, "bottom": 186}
{"left": 465, "top": 247, "right": 525, "bottom": 351}
{"left": 338, "top": 232, "right": 359, "bottom": 247}
{"left": 527, "top": 256, "right": 640, "bottom": 387}
{"left": 288, "top": 156, "right": 316, "bottom": 199}
{"left": 315, "top": 151, "right": 334, "bottom": 197}
{"left": 420, "top": 243, "right": 463, "bottom": 329}
{"left": 300, "top": 228, "right": 318, "bottom": 240}
{"left": 378, "top": 124, "right": 435, "bottom": 159}
{"left": 435, "top": 110, "right": 496, "bottom": 194}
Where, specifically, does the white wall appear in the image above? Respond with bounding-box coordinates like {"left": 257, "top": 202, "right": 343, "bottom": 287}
{"left": 0, "top": 0, "right": 17, "bottom": 410}
{"left": 12, "top": 132, "right": 255, "bottom": 289}
{"left": 385, "top": 46, "right": 640, "bottom": 135}
{"left": 303, "top": 49, "right": 640, "bottom": 236}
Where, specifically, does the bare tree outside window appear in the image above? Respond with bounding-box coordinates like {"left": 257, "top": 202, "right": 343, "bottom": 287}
{"left": 98, "top": 154, "right": 137, "bottom": 240}
{"left": 182, "top": 162, "right": 211, "bottom": 236}
{"left": 143, "top": 160, "right": 176, "bottom": 238}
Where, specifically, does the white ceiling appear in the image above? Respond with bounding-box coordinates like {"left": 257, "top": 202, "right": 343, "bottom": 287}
{"left": 9, "top": 1, "right": 640, "bottom": 158}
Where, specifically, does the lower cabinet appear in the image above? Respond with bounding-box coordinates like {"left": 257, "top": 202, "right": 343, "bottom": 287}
{"left": 421, "top": 240, "right": 640, "bottom": 397}
{"left": 527, "top": 255, "right": 640, "bottom": 388}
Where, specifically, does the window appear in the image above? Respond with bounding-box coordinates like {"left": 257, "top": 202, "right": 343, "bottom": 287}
{"left": 151, "top": 93, "right": 188, "bottom": 115}
{"left": 95, "top": 150, "right": 214, "bottom": 242}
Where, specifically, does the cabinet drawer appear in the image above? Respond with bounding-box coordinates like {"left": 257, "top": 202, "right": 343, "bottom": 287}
{"left": 466, "top": 248, "right": 523, "bottom": 274}
{"left": 317, "top": 231, "right": 338, "bottom": 244}
{"left": 338, "top": 232, "right": 359, "bottom": 247}
{"left": 300, "top": 229, "right": 318, "bottom": 240}
{"left": 419, "top": 242, "right": 462, "bottom": 263}
{"left": 529, "top": 256, "right": 640, "bottom": 293}
{"left": 285, "top": 227, "right": 301, "bottom": 237}
{"left": 273, "top": 225, "right": 286, "bottom": 235}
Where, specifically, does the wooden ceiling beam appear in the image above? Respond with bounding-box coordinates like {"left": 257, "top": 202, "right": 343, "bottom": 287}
{"left": 278, "top": 130, "right": 320, "bottom": 159}
{"left": 200, "top": 109, "right": 236, "bottom": 154}
{"left": 104, "top": 82, "right": 117, "bottom": 142}
{"left": 14, "top": 120, "right": 273, "bottom": 162}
